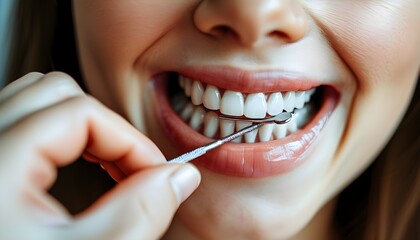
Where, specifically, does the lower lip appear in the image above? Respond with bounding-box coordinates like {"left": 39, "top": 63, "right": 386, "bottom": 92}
{"left": 153, "top": 75, "right": 339, "bottom": 178}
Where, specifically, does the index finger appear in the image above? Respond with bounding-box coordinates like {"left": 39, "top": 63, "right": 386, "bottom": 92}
{"left": 0, "top": 96, "right": 166, "bottom": 189}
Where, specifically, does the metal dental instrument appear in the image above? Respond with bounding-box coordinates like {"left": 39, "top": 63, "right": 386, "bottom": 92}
{"left": 168, "top": 111, "right": 293, "bottom": 164}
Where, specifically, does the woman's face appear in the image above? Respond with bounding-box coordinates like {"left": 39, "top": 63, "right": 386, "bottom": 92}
{"left": 73, "top": 0, "right": 420, "bottom": 238}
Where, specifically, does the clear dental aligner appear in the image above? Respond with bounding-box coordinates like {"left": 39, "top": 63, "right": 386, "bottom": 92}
{"left": 171, "top": 75, "right": 317, "bottom": 143}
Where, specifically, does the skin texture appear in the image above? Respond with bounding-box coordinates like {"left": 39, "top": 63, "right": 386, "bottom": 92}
{"left": 0, "top": 72, "right": 200, "bottom": 239}
{"left": 70, "top": 0, "right": 420, "bottom": 239}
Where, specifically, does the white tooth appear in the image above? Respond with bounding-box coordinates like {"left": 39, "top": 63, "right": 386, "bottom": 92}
{"left": 180, "top": 103, "right": 194, "bottom": 121}
{"left": 179, "top": 75, "right": 186, "bottom": 88}
{"left": 244, "top": 93, "right": 267, "bottom": 118}
{"left": 189, "top": 107, "right": 206, "bottom": 130}
{"left": 236, "top": 121, "right": 252, "bottom": 130}
{"left": 191, "top": 81, "right": 204, "bottom": 105}
{"left": 245, "top": 128, "right": 258, "bottom": 143}
{"left": 306, "top": 88, "right": 316, "bottom": 102}
{"left": 220, "top": 91, "right": 244, "bottom": 116}
{"left": 184, "top": 78, "right": 192, "bottom": 97}
{"left": 171, "top": 93, "right": 188, "bottom": 113}
{"left": 267, "top": 92, "right": 284, "bottom": 116}
{"left": 295, "top": 91, "right": 305, "bottom": 109}
{"left": 286, "top": 119, "right": 298, "bottom": 135}
{"left": 308, "top": 88, "right": 316, "bottom": 96}
{"left": 220, "top": 119, "right": 235, "bottom": 138}
{"left": 236, "top": 121, "right": 251, "bottom": 143}
{"left": 305, "top": 90, "right": 311, "bottom": 102}
{"left": 283, "top": 91, "right": 295, "bottom": 112}
{"left": 295, "top": 104, "right": 313, "bottom": 128}
{"left": 258, "top": 123, "right": 274, "bottom": 142}
{"left": 203, "top": 85, "right": 221, "bottom": 110}
{"left": 273, "top": 124, "right": 287, "bottom": 139}
{"left": 204, "top": 111, "right": 219, "bottom": 138}
{"left": 236, "top": 121, "right": 258, "bottom": 143}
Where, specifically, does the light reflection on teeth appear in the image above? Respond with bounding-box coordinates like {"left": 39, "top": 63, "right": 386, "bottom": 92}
{"left": 203, "top": 85, "right": 221, "bottom": 110}
{"left": 204, "top": 111, "right": 219, "bottom": 138}
{"left": 180, "top": 103, "right": 194, "bottom": 121}
{"left": 189, "top": 106, "right": 205, "bottom": 130}
{"left": 179, "top": 76, "right": 315, "bottom": 117}
{"left": 259, "top": 123, "right": 274, "bottom": 142}
{"left": 273, "top": 123, "right": 287, "bottom": 139}
{"left": 244, "top": 93, "right": 267, "bottom": 118}
{"left": 283, "top": 91, "right": 295, "bottom": 112}
{"left": 220, "top": 119, "right": 235, "bottom": 138}
{"left": 191, "top": 81, "right": 204, "bottom": 105}
{"left": 295, "top": 91, "right": 305, "bottom": 109}
{"left": 286, "top": 119, "right": 298, "bottom": 134}
{"left": 236, "top": 121, "right": 253, "bottom": 143}
{"left": 172, "top": 75, "right": 318, "bottom": 143}
{"left": 220, "top": 91, "right": 244, "bottom": 116}
{"left": 267, "top": 92, "right": 284, "bottom": 116}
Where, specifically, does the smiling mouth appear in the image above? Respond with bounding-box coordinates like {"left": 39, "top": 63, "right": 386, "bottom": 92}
{"left": 154, "top": 67, "right": 339, "bottom": 177}
{"left": 170, "top": 74, "right": 319, "bottom": 143}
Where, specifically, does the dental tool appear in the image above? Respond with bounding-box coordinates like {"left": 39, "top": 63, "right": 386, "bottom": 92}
{"left": 167, "top": 111, "right": 293, "bottom": 163}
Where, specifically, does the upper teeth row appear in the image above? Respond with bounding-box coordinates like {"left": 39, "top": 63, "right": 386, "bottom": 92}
{"left": 179, "top": 75, "right": 316, "bottom": 118}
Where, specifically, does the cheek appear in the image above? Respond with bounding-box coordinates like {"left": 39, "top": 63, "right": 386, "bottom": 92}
{"left": 73, "top": 1, "right": 194, "bottom": 118}
{"left": 307, "top": 1, "right": 420, "bottom": 190}
{"left": 309, "top": 1, "right": 420, "bottom": 89}
{"left": 74, "top": 1, "right": 185, "bottom": 73}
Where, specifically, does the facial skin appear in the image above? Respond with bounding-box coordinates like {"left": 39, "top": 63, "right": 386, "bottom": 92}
{"left": 73, "top": 0, "right": 420, "bottom": 239}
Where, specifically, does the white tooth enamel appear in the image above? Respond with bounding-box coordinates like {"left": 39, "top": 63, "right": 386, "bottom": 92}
{"left": 189, "top": 106, "right": 205, "bottom": 130}
{"left": 220, "top": 91, "right": 244, "bottom": 116}
{"left": 244, "top": 128, "right": 258, "bottom": 143}
{"left": 259, "top": 123, "right": 274, "bottom": 142}
{"left": 203, "top": 85, "right": 221, "bottom": 110}
{"left": 184, "top": 78, "right": 192, "bottom": 97}
{"left": 237, "top": 120, "right": 258, "bottom": 143}
{"left": 204, "top": 111, "right": 219, "bottom": 138}
{"left": 305, "top": 91, "right": 311, "bottom": 102}
{"left": 180, "top": 103, "right": 194, "bottom": 121}
{"left": 244, "top": 93, "right": 267, "bottom": 118}
{"left": 286, "top": 118, "right": 298, "bottom": 135}
{"left": 295, "top": 105, "right": 313, "bottom": 128}
{"left": 191, "top": 81, "right": 204, "bottom": 105}
{"left": 175, "top": 79, "right": 317, "bottom": 140}
{"left": 295, "top": 91, "right": 305, "bottom": 109}
{"left": 220, "top": 119, "right": 235, "bottom": 137}
{"left": 236, "top": 121, "right": 251, "bottom": 143}
{"left": 283, "top": 91, "right": 295, "bottom": 112}
{"left": 267, "top": 92, "right": 284, "bottom": 116}
{"left": 273, "top": 124, "right": 287, "bottom": 139}
{"left": 308, "top": 88, "right": 316, "bottom": 96}
{"left": 171, "top": 93, "right": 188, "bottom": 113}
{"left": 179, "top": 76, "right": 186, "bottom": 88}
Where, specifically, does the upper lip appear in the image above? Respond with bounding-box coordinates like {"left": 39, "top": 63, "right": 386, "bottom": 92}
{"left": 177, "top": 65, "right": 321, "bottom": 93}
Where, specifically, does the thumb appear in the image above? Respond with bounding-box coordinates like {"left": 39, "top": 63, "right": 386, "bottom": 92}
{"left": 65, "top": 164, "right": 200, "bottom": 240}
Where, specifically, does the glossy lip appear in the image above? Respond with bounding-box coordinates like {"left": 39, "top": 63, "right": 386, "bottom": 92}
{"left": 153, "top": 69, "right": 339, "bottom": 178}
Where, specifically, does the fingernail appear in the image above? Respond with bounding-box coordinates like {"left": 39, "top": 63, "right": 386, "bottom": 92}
{"left": 170, "top": 164, "right": 201, "bottom": 204}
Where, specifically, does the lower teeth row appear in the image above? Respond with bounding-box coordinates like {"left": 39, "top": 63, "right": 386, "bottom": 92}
{"left": 171, "top": 93, "right": 315, "bottom": 143}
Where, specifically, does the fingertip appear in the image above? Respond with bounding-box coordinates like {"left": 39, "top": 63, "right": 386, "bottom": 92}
{"left": 170, "top": 164, "right": 201, "bottom": 204}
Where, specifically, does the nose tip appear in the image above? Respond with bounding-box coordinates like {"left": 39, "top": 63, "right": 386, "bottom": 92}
{"left": 194, "top": 0, "right": 309, "bottom": 47}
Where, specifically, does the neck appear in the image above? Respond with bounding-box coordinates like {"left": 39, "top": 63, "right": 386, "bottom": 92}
{"left": 163, "top": 198, "right": 339, "bottom": 240}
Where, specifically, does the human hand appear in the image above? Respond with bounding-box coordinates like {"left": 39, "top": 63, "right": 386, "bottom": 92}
{"left": 0, "top": 72, "right": 201, "bottom": 240}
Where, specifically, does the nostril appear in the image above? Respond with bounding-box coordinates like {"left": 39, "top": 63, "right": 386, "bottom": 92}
{"left": 268, "top": 30, "right": 289, "bottom": 41}
{"left": 209, "top": 25, "right": 239, "bottom": 40}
